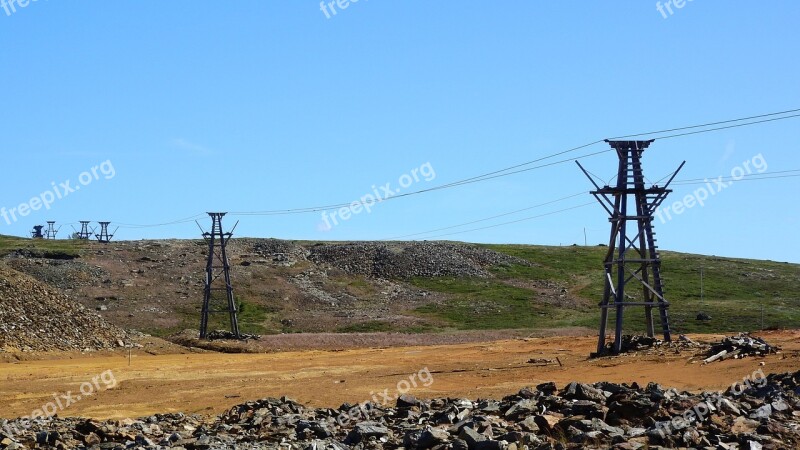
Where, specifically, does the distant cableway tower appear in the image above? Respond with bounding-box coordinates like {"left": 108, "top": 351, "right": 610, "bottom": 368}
{"left": 577, "top": 140, "right": 684, "bottom": 354}
{"left": 197, "top": 212, "right": 240, "bottom": 339}
{"left": 95, "top": 222, "right": 116, "bottom": 243}
{"left": 45, "top": 221, "right": 59, "bottom": 239}
{"left": 31, "top": 225, "right": 45, "bottom": 239}
{"left": 74, "top": 221, "right": 94, "bottom": 240}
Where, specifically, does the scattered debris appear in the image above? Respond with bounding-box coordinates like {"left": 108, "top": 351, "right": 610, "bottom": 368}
{"left": 526, "top": 358, "right": 557, "bottom": 365}
{"left": 594, "top": 334, "right": 705, "bottom": 357}
{"left": 205, "top": 330, "right": 261, "bottom": 341}
{"left": 704, "top": 333, "right": 779, "bottom": 364}
{"left": 1, "top": 371, "right": 798, "bottom": 449}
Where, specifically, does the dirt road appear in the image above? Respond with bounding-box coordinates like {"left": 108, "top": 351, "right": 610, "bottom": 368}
{"left": 1, "top": 330, "right": 798, "bottom": 420}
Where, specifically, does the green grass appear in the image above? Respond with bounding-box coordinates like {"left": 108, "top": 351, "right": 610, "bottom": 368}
{"left": 0, "top": 234, "right": 85, "bottom": 259}
{"left": 486, "top": 244, "right": 603, "bottom": 282}
{"left": 409, "top": 244, "right": 800, "bottom": 334}
{"left": 328, "top": 274, "right": 378, "bottom": 297}
{"left": 235, "top": 299, "right": 271, "bottom": 334}
{"left": 138, "top": 304, "right": 198, "bottom": 337}
{"left": 410, "top": 277, "right": 581, "bottom": 330}
{"left": 141, "top": 299, "right": 276, "bottom": 337}
{"left": 136, "top": 300, "right": 272, "bottom": 337}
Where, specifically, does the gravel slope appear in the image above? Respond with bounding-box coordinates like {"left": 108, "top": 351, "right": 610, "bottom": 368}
{"left": 0, "top": 264, "right": 127, "bottom": 352}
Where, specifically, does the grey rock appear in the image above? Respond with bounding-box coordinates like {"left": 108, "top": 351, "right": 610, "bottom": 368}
{"left": 474, "top": 439, "right": 506, "bottom": 450}
{"left": 345, "top": 421, "right": 390, "bottom": 444}
{"left": 770, "top": 398, "right": 789, "bottom": 412}
{"left": 750, "top": 404, "right": 773, "bottom": 420}
{"left": 417, "top": 427, "right": 450, "bottom": 449}
{"left": 458, "top": 426, "right": 487, "bottom": 450}
{"left": 1, "top": 369, "right": 799, "bottom": 450}
{"left": 397, "top": 394, "right": 422, "bottom": 408}
{"left": 504, "top": 399, "right": 537, "bottom": 419}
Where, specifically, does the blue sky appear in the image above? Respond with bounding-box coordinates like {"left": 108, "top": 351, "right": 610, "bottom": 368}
{"left": 1, "top": 1, "right": 798, "bottom": 262}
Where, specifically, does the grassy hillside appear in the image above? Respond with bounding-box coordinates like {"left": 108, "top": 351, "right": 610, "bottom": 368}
{"left": 0, "top": 235, "right": 798, "bottom": 336}
{"left": 0, "top": 234, "right": 85, "bottom": 259}
{"left": 411, "top": 244, "right": 800, "bottom": 334}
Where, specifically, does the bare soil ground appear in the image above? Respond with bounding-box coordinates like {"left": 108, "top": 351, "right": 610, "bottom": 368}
{"left": 169, "top": 327, "right": 592, "bottom": 352}
{"left": 1, "top": 330, "right": 798, "bottom": 421}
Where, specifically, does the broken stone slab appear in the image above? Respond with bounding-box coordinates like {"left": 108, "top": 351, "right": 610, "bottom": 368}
{"left": 562, "top": 382, "right": 606, "bottom": 403}
{"left": 416, "top": 427, "right": 450, "bottom": 449}
{"left": 458, "top": 425, "right": 487, "bottom": 450}
{"left": 503, "top": 399, "right": 537, "bottom": 419}
{"left": 532, "top": 414, "right": 561, "bottom": 433}
{"left": 344, "top": 422, "right": 390, "bottom": 444}
{"left": 397, "top": 393, "right": 422, "bottom": 409}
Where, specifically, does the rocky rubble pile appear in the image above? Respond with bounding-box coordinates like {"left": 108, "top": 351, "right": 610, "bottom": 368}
{"left": 206, "top": 330, "right": 261, "bottom": 341}
{"left": 308, "top": 242, "right": 530, "bottom": 279}
{"left": 251, "top": 240, "right": 309, "bottom": 266}
{"left": 4, "top": 257, "right": 108, "bottom": 290}
{"left": 704, "top": 333, "right": 780, "bottom": 364}
{"left": 596, "top": 334, "right": 706, "bottom": 357}
{"left": 2, "top": 371, "right": 799, "bottom": 449}
{"left": 0, "top": 264, "right": 127, "bottom": 352}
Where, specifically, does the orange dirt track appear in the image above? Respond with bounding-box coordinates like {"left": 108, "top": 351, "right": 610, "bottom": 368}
{"left": 1, "top": 331, "right": 798, "bottom": 420}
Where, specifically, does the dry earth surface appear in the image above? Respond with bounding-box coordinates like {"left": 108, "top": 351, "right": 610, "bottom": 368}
{"left": 1, "top": 330, "right": 798, "bottom": 421}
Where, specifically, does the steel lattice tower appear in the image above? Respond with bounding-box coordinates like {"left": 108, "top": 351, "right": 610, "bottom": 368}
{"left": 45, "top": 221, "right": 59, "bottom": 240}
{"left": 577, "top": 140, "right": 685, "bottom": 354}
{"left": 75, "top": 221, "right": 93, "bottom": 240}
{"left": 198, "top": 212, "right": 240, "bottom": 339}
{"left": 95, "top": 222, "right": 116, "bottom": 243}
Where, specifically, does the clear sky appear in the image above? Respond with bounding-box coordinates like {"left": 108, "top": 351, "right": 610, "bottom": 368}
{"left": 1, "top": 1, "right": 798, "bottom": 262}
